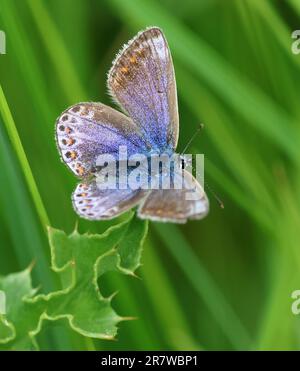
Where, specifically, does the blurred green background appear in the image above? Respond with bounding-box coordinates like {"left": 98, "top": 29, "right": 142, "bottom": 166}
{"left": 1, "top": 0, "right": 300, "bottom": 350}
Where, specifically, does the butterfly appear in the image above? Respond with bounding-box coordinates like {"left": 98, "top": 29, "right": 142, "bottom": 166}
{"left": 55, "top": 27, "right": 209, "bottom": 223}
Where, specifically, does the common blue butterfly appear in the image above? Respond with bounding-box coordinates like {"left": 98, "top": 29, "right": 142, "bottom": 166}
{"left": 55, "top": 27, "right": 209, "bottom": 223}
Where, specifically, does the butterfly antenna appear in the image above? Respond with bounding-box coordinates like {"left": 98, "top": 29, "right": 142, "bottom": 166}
{"left": 181, "top": 124, "right": 223, "bottom": 208}
{"left": 204, "top": 181, "right": 224, "bottom": 209}
{"left": 181, "top": 123, "right": 204, "bottom": 155}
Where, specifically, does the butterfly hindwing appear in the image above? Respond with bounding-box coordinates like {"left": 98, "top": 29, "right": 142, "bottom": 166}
{"left": 72, "top": 179, "right": 149, "bottom": 220}
{"left": 138, "top": 170, "right": 209, "bottom": 223}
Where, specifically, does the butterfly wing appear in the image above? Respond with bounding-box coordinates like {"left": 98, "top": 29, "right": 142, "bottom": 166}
{"left": 108, "top": 27, "right": 179, "bottom": 150}
{"left": 55, "top": 102, "right": 148, "bottom": 177}
{"left": 72, "top": 179, "right": 149, "bottom": 220}
{"left": 138, "top": 170, "right": 209, "bottom": 223}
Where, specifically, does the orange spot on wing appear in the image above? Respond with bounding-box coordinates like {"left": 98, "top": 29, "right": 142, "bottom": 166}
{"left": 70, "top": 151, "right": 77, "bottom": 159}
{"left": 121, "top": 66, "right": 129, "bottom": 74}
{"left": 130, "top": 56, "right": 137, "bottom": 63}
{"left": 76, "top": 166, "right": 85, "bottom": 176}
{"left": 67, "top": 138, "right": 75, "bottom": 146}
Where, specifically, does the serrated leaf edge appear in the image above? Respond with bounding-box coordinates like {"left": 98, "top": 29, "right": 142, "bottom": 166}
{"left": 2, "top": 213, "right": 148, "bottom": 347}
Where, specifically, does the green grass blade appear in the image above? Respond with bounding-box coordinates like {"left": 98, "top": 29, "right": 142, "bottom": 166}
{"left": 142, "top": 238, "right": 200, "bottom": 350}
{"left": 26, "top": 0, "right": 86, "bottom": 103}
{"left": 0, "top": 85, "right": 50, "bottom": 230}
{"left": 154, "top": 224, "right": 253, "bottom": 349}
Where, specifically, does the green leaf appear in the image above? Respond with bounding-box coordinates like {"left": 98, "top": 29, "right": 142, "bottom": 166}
{"left": 0, "top": 316, "right": 15, "bottom": 344}
{"left": 0, "top": 213, "right": 148, "bottom": 350}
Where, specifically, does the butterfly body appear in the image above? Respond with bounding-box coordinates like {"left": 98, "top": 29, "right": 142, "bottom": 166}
{"left": 56, "top": 27, "right": 209, "bottom": 223}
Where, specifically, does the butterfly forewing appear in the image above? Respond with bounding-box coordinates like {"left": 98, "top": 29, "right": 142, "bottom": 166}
{"left": 108, "top": 27, "right": 179, "bottom": 150}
